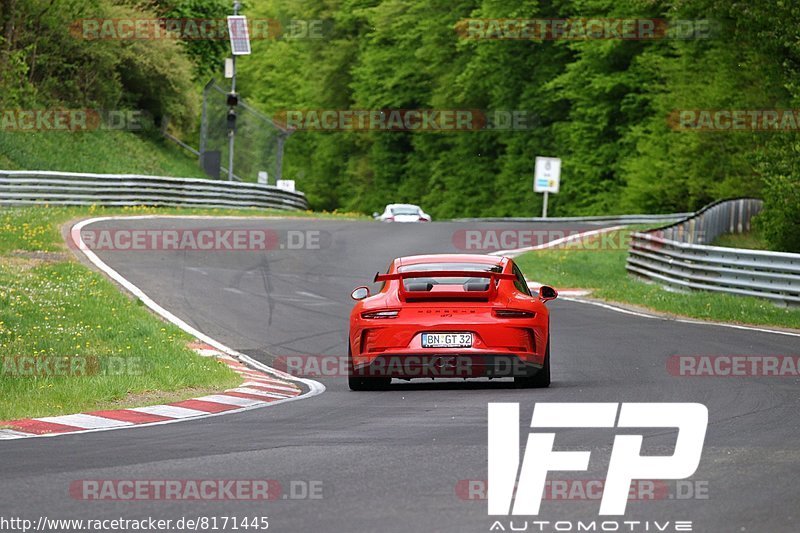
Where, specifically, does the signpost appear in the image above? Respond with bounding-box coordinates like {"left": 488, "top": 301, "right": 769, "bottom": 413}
{"left": 534, "top": 156, "right": 561, "bottom": 218}
{"left": 225, "top": 4, "right": 250, "bottom": 181}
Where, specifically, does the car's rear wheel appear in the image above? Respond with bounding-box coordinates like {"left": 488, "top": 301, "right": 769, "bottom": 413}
{"left": 514, "top": 336, "right": 550, "bottom": 388}
{"left": 348, "top": 345, "right": 391, "bottom": 391}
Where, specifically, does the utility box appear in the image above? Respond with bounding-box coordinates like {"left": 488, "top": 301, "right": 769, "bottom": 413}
{"left": 201, "top": 150, "right": 221, "bottom": 179}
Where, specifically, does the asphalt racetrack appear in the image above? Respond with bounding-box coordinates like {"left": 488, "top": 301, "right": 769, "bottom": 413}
{"left": 1, "top": 218, "right": 798, "bottom": 533}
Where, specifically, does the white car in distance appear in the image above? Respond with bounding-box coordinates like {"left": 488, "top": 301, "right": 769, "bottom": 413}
{"left": 373, "top": 204, "right": 431, "bottom": 223}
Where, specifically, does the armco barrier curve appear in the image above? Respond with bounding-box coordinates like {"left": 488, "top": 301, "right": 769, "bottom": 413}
{"left": 627, "top": 198, "right": 800, "bottom": 306}
{"left": 0, "top": 170, "right": 308, "bottom": 211}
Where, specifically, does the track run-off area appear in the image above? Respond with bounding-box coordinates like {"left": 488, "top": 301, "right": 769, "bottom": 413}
{"left": 1, "top": 217, "right": 798, "bottom": 533}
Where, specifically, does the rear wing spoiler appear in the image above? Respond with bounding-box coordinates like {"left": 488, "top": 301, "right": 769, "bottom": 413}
{"left": 373, "top": 270, "right": 516, "bottom": 300}
{"left": 373, "top": 270, "right": 516, "bottom": 282}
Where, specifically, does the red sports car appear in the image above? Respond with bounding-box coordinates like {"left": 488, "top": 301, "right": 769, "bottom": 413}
{"left": 348, "top": 254, "right": 557, "bottom": 390}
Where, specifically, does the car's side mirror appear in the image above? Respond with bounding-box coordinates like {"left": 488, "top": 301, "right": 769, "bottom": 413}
{"left": 351, "top": 286, "right": 370, "bottom": 300}
{"left": 538, "top": 285, "right": 558, "bottom": 302}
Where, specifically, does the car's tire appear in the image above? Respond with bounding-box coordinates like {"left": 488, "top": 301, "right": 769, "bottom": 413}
{"left": 348, "top": 345, "right": 391, "bottom": 391}
{"left": 515, "top": 336, "right": 550, "bottom": 389}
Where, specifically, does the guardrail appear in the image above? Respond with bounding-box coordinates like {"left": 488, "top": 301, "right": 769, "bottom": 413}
{"left": 642, "top": 197, "right": 763, "bottom": 244}
{"left": 453, "top": 213, "right": 692, "bottom": 224}
{"left": 627, "top": 198, "right": 800, "bottom": 306}
{"left": 0, "top": 170, "right": 309, "bottom": 211}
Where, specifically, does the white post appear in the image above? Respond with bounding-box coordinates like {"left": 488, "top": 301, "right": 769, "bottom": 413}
{"left": 542, "top": 191, "right": 549, "bottom": 218}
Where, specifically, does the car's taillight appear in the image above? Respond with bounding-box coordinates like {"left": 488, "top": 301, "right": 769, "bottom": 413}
{"left": 386, "top": 216, "right": 394, "bottom": 221}
{"left": 494, "top": 309, "right": 535, "bottom": 318}
{"left": 361, "top": 309, "right": 400, "bottom": 319}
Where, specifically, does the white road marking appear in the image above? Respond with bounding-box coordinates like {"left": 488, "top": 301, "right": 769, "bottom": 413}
{"left": 0, "top": 429, "right": 35, "bottom": 439}
{"left": 490, "top": 225, "right": 627, "bottom": 257}
{"left": 271, "top": 295, "right": 334, "bottom": 305}
{"left": 196, "top": 395, "right": 266, "bottom": 407}
{"left": 130, "top": 405, "right": 208, "bottom": 419}
{"left": 34, "top": 414, "right": 133, "bottom": 429}
{"left": 229, "top": 387, "right": 291, "bottom": 399}
{"left": 241, "top": 380, "right": 299, "bottom": 393}
{"left": 296, "top": 291, "right": 326, "bottom": 300}
{"left": 527, "top": 281, "right": 591, "bottom": 297}
{"left": 560, "top": 296, "right": 800, "bottom": 338}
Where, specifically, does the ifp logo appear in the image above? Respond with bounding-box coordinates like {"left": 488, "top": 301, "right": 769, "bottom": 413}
{"left": 488, "top": 403, "right": 708, "bottom": 516}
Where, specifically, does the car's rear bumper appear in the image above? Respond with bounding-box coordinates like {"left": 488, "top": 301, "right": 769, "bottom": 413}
{"left": 351, "top": 352, "right": 543, "bottom": 379}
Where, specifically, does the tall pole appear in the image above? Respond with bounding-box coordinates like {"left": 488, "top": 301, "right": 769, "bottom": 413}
{"left": 227, "top": 1, "right": 241, "bottom": 182}
{"left": 227, "top": 54, "right": 236, "bottom": 181}
{"left": 542, "top": 190, "right": 549, "bottom": 218}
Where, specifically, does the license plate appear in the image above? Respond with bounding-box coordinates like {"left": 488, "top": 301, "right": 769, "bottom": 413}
{"left": 421, "top": 332, "right": 473, "bottom": 348}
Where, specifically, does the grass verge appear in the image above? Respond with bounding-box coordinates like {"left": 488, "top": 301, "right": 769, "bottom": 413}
{"left": 0, "top": 130, "right": 205, "bottom": 179}
{"left": 0, "top": 259, "right": 241, "bottom": 421}
{"left": 516, "top": 228, "right": 800, "bottom": 330}
{"left": 0, "top": 205, "right": 361, "bottom": 421}
{"left": 711, "top": 231, "right": 768, "bottom": 251}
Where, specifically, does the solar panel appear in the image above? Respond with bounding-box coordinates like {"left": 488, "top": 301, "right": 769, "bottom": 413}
{"left": 227, "top": 16, "right": 251, "bottom": 55}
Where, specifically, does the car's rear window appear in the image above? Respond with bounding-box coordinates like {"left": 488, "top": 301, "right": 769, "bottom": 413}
{"left": 398, "top": 262, "right": 503, "bottom": 288}
{"left": 391, "top": 207, "right": 420, "bottom": 215}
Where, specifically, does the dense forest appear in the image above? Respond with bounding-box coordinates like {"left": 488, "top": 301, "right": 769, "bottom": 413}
{"left": 0, "top": 0, "right": 798, "bottom": 250}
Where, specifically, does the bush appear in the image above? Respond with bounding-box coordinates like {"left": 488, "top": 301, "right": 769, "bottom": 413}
{"left": 756, "top": 174, "right": 800, "bottom": 253}
{"left": 0, "top": 0, "right": 198, "bottom": 132}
